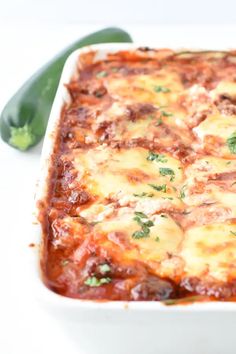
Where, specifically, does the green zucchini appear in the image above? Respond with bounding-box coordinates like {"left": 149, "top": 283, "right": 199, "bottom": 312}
{"left": 0, "top": 27, "right": 132, "bottom": 151}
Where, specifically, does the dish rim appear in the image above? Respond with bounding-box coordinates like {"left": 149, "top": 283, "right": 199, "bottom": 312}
{"left": 34, "top": 42, "right": 236, "bottom": 311}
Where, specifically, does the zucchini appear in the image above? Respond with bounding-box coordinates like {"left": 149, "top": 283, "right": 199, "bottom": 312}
{"left": 0, "top": 27, "right": 132, "bottom": 151}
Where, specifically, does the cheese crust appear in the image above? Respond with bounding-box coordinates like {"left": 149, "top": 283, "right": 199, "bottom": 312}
{"left": 40, "top": 49, "right": 236, "bottom": 301}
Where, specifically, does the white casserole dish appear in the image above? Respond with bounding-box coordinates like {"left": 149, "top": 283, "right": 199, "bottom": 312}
{"left": 34, "top": 43, "right": 236, "bottom": 354}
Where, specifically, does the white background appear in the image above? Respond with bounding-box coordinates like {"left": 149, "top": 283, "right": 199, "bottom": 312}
{"left": 0, "top": 0, "right": 236, "bottom": 24}
{"left": 1, "top": 1, "right": 236, "bottom": 353}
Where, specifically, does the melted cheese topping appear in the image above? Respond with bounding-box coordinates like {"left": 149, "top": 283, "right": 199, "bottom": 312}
{"left": 42, "top": 49, "right": 236, "bottom": 301}
{"left": 105, "top": 72, "right": 183, "bottom": 106}
{"left": 210, "top": 80, "right": 236, "bottom": 100}
{"left": 74, "top": 146, "right": 183, "bottom": 200}
{"left": 95, "top": 210, "right": 183, "bottom": 271}
{"left": 194, "top": 113, "right": 236, "bottom": 143}
{"left": 181, "top": 223, "right": 236, "bottom": 281}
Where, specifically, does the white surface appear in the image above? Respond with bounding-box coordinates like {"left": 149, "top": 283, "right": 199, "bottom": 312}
{"left": 1, "top": 0, "right": 236, "bottom": 24}
{"left": 2, "top": 24, "right": 236, "bottom": 354}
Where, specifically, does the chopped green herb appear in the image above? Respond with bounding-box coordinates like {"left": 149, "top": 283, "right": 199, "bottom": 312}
{"left": 61, "top": 259, "right": 69, "bottom": 267}
{"left": 162, "top": 197, "right": 173, "bottom": 200}
{"left": 163, "top": 295, "right": 204, "bottom": 306}
{"left": 148, "top": 183, "right": 167, "bottom": 193}
{"left": 96, "top": 70, "right": 108, "bottom": 78}
{"left": 132, "top": 212, "right": 154, "bottom": 240}
{"left": 84, "top": 276, "right": 111, "bottom": 287}
{"left": 160, "top": 214, "right": 167, "bottom": 218}
{"left": 133, "top": 192, "right": 154, "bottom": 198}
{"left": 227, "top": 132, "right": 236, "bottom": 154}
{"left": 133, "top": 216, "right": 143, "bottom": 226}
{"left": 133, "top": 216, "right": 154, "bottom": 228}
{"left": 156, "top": 118, "right": 163, "bottom": 126}
{"left": 144, "top": 220, "right": 154, "bottom": 227}
{"left": 132, "top": 228, "right": 150, "bottom": 239}
{"left": 153, "top": 85, "right": 171, "bottom": 93}
{"left": 159, "top": 167, "right": 175, "bottom": 181}
{"left": 90, "top": 221, "right": 101, "bottom": 226}
{"left": 134, "top": 211, "right": 148, "bottom": 218}
{"left": 226, "top": 161, "right": 232, "bottom": 165}
{"left": 155, "top": 236, "right": 160, "bottom": 242}
{"left": 161, "top": 111, "right": 173, "bottom": 117}
{"left": 230, "top": 230, "right": 236, "bottom": 236}
{"left": 99, "top": 264, "right": 111, "bottom": 274}
{"left": 183, "top": 210, "right": 191, "bottom": 215}
{"left": 179, "top": 185, "right": 187, "bottom": 199}
{"left": 147, "top": 151, "right": 168, "bottom": 163}
{"left": 94, "top": 91, "right": 104, "bottom": 98}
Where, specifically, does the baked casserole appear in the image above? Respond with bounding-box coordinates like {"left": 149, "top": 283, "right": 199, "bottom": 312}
{"left": 39, "top": 48, "right": 236, "bottom": 302}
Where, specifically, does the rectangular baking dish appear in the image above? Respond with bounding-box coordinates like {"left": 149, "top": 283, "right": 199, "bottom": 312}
{"left": 33, "top": 43, "right": 236, "bottom": 354}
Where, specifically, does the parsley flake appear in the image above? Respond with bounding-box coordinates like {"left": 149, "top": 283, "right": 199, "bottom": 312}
{"left": 163, "top": 295, "right": 204, "bottom": 306}
{"left": 148, "top": 183, "right": 167, "bottom": 193}
{"left": 230, "top": 230, "right": 236, "bottom": 236}
{"left": 159, "top": 167, "right": 175, "bottom": 181}
{"left": 133, "top": 216, "right": 154, "bottom": 228}
{"left": 84, "top": 276, "right": 111, "bottom": 287}
{"left": 134, "top": 211, "right": 148, "bottom": 218}
{"left": 133, "top": 192, "right": 154, "bottom": 198}
{"left": 99, "top": 264, "right": 111, "bottom": 274}
{"left": 61, "top": 259, "right": 69, "bottom": 267}
{"left": 227, "top": 132, "right": 236, "bottom": 154}
{"left": 179, "top": 185, "right": 187, "bottom": 199}
{"left": 96, "top": 70, "right": 108, "bottom": 78}
{"left": 144, "top": 220, "right": 154, "bottom": 227}
{"left": 153, "top": 85, "right": 171, "bottom": 93}
{"left": 155, "top": 236, "right": 160, "bottom": 242}
{"left": 147, "top": 151, "right": 168, "bottom": 163}
{"left": 132, "top": 228, "right": 150, "bottom": 239}
{"left": 183, "top": 210, "right": 191, "bottom": 215}
{"left": 161, "top": 111, "right": 173, "bottom": 117}
{"left": 132, "top": 212, "right": 154, "bottom": 240}
{"left": 156, "top": 118, "right": 163, "bottom": 126}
